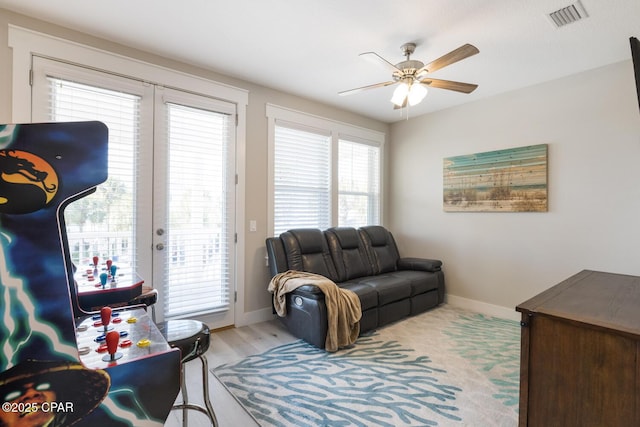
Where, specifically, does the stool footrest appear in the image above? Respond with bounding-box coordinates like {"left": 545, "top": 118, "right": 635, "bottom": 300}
{"left": 172, "top": 403, "right": 211, "bottom": 416}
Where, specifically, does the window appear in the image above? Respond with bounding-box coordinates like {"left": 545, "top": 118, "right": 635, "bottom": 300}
{"left": 338, "top": 138, "right": 380, "bottom": 227}
{"left": 45, "top": 77, "right": 142, "bottom": 272}
{"left": 267, "top": 104, "right": 384, "bottom": 236}
{"left": 273, "top": 124, "right": 331, "bottom": 236}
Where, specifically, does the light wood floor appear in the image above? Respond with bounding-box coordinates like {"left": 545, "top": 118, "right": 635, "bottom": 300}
{"left": 164, "top": 318, "right": 297, "bottom": 427}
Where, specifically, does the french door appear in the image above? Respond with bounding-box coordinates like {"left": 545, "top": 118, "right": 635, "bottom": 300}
{"left": 31, "top": 57, "right": 236, "bottom": 327}
{"left": 152, "top": 88, "right": 236, "bottom": 325}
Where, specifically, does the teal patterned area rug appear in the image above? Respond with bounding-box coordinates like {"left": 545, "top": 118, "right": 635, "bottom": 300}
{"left": 213, "top": 305, "right": 520, "bottom": 426}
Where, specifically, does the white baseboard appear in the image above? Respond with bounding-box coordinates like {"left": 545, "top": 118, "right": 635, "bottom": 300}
{"left": 236, "top": 294, "right": 521, "bottom": 328}
{"left": 445, "top": 294, "right": 521, "bottom": 321}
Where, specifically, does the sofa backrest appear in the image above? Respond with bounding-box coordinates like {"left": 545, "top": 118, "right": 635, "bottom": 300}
{"left": 266, "top": 226, "right": 405, "bottom": 281}
{"left": 358, "top": 226, "right": 400, "bottom": 274}
{"left": 279, "top": 228, "right": 339, "bottom": 281}
{"left": 325, "top": 227, "right": 372, "bottom": 282}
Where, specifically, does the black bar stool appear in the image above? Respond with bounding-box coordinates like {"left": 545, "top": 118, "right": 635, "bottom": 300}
{"left": 127, "top": 286, "right": 158, "bottom": 321}
{"left": 157, "top": 319, "right": 218, "bottom": 427}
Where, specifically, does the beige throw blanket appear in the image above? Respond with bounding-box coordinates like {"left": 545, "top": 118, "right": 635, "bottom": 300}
{"left": 268, "top": 270, "right": 362, "bottom": 352}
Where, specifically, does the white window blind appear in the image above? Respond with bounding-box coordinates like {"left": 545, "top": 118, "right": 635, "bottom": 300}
{"left": 338, "top": 139, "right": 380, "bottom": 227}
{"left": 163, "top": 102, "right": 233, "bottom": 318}
{"left": 273, "top": 124, "right": 331, "bottom": 236}
{"left": 46, "top": 77, "right": 140, "bottom": 271}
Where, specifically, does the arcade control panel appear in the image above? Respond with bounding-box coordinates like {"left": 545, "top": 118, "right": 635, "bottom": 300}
{"left": 74, "top": 256, "right": 144, "bottom": 310}
{"left": 75, "top": 307, "right": 170, "bottom": 369}
{"left": 76, "top": 256, "right": 127, "bottom": 288}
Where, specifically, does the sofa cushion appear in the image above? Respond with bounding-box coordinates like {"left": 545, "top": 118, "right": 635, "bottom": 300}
{"left": 326, "top": 227, "right": 372, "bottom": 282}
{"left": 390, "top": 270, "right": 441, "bottom": 296}
{"left": 280, "top": 229, "right": 339, "bottom": 281}
{"left": 358, "top": 226, "right": 400, "bottom": 274}
{"left": 339, "top": 282, "right": 378, "bottom": 311}
{"left": 357, "top": 275, "right": 411, "bottom": 306}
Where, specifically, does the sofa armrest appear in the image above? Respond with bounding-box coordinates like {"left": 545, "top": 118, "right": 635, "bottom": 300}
{"left": 397, "top": 257, "right": 442, "bottom": 272}
{"left": 269, "top": 283, "right": 325, "bottom": 315}
{"left": 288, "top": 285, "right": 325, "bottom": 299}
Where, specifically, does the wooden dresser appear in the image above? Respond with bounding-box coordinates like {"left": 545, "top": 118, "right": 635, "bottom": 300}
{"left": 516, "top": 270, "right": 640, "bottom": 427}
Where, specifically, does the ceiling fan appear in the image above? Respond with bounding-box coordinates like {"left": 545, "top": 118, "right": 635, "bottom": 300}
{"left": 339, "top": 42, "right": 479, "bottom": 108}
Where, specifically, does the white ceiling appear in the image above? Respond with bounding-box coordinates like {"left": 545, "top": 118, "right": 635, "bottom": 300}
{"left": 1, "top": 0, "right": 639, "bottom": 123}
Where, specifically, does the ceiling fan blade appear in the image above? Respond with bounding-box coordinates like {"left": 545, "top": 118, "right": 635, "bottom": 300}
{"left": 338, "top": 81, "right": 396, "bottom": 96}
{"left": 419, "top": 43, "right": 479, "bottom": 74}
{"left": 359, "top": 52, "right": 401, "bottom": 73}
{"left": 420, "top": 78, "right": 478, "bottom": 94}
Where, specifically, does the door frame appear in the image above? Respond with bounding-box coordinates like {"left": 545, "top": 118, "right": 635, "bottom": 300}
{"left": 153, "top": 87, "right": 237, "bottom": 327}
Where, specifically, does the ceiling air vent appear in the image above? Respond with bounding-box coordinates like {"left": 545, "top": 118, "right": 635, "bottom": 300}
{"left": 547, "top": 0, "right": 589, "bottom": 28}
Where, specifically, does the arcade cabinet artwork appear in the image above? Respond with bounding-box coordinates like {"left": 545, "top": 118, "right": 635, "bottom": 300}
{"left": 0, "top": 122, "right": 180, "bottom": 426}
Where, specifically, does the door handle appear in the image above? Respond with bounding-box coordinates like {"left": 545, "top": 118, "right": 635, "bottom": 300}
{"left": 156, "top": 243, "right": 165, "bottom": 251}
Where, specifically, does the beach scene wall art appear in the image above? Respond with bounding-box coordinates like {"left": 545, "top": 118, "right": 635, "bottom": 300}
{"left": 443, "top": 144, "right": 548, "bottom": 212}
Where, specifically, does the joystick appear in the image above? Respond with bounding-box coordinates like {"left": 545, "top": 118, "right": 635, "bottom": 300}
{"left": 93, "top": 256, "right": 99, "bottom": 268}
{"left": 100, "top": 272, "right": 108, "bottom": 288}
{"left": 106, "top": 259, "right": 113, "bottom": 271}
{"left": 110, "top": 264, "right": 118, "bottom": 281}
{"left": 100, "top": 306, "right": 113, "bottom": 332}
{"left": 103, "top": 330, "right": 123, "bottom": 362}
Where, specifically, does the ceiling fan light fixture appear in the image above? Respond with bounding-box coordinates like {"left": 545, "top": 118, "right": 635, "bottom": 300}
{"left": 408, "top": 83, "right": 428, "bottom": 106}
{"left": 342, "top": 42, "right": 478, "bottom": 110}
{"left": 391, "top": 82, "right": 410, "bottom": 106}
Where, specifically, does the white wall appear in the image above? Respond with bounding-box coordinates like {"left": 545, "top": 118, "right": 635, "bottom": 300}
{"left": 389, "top": 60, "right": 640, "bottom": 319}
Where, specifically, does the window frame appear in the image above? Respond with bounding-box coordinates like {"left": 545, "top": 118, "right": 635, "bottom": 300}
{"left": 266, "top": 103, "right": 385, "bottom": 236}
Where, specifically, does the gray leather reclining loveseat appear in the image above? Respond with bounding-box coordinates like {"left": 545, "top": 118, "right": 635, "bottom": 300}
{"left": 265, "top": 225, "right": 445, "bottom": 349}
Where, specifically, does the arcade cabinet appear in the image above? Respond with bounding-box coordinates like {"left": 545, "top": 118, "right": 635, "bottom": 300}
{"left": 0, "top": 122, "right": 180, "bottom": 426}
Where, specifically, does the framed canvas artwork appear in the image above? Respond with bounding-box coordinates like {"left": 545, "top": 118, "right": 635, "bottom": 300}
{"left": 443, "top": 144, "right": 548, "bottom": 212}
